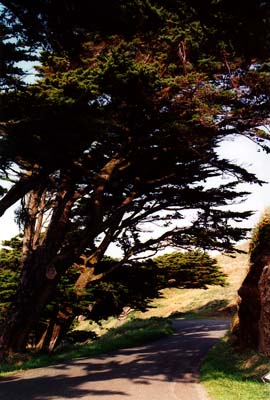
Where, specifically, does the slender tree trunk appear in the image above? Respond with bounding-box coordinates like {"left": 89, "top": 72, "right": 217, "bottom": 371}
{"left": 35, "top": 304, "right": 60, "bottom": 351}
{"left": 37, "top": 304, "right": 74, "bottom": 352}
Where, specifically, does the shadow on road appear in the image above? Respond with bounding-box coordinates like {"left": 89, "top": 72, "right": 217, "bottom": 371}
{"left": 0, "top": 320, "right": 229, "bottom": 400}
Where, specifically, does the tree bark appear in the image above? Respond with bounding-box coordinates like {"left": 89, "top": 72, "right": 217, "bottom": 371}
{"left": 0, "top": 249, "right": 60, "bottom": 353}
{"left": 36, "top": 304, "right": 73, "bottom": 352}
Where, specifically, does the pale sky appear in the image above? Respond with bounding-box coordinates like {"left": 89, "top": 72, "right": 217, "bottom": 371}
{"left": 0, "top": 135, "right": 270, "bottom": 251}
{"left": 216, "top": 134, "right": 270, "bottom": 228}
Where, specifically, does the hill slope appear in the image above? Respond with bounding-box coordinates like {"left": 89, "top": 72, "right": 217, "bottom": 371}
{"left": 134, "top": 243, "right": 249, "bottom": 320}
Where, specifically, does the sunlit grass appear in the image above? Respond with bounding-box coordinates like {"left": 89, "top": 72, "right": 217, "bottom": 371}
{"left": 201, "top": 337, "right": 270, "bottom": 400}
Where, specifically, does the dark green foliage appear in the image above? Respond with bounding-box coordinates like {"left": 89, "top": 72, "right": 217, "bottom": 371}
{"left": 0, "top": 269, "right": 18, "bottom": 313}
{"left": 0, "top": 236, "right": 22, "bottom": 314}
{"left": 2, "top": 0, "right": 270, "bottom": 60}
{"left": 65, "top": 330, "right": 97, "bottom": 345}
{"left": 0, "top": 5, "right": 38, "bottom": 93}
{"left": 172, "top": 206, "right": 254, "bottom": 253}
{"left": 155, "top": 250, "right": 226, "bottom": 288}
{"left": 0, "top": 235, "right": 23, "bottom": 270}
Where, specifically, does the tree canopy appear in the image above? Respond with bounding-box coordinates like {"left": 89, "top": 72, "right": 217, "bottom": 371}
{"left": 1, "top": 0, "right": 270, "bottom": 353}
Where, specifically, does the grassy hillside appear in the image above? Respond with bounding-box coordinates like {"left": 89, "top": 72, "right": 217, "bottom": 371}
{"left": 130, "top": 242, "right": 249, "bottom": 321}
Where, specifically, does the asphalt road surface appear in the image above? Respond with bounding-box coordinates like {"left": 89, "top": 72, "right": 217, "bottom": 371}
{"left": 0, "top": 319, "right": 229, "bottom": 400}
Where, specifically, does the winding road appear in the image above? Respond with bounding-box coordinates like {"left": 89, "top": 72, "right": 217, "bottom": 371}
{"left": 0, "top": 319, "right": 229, "bottom": 400}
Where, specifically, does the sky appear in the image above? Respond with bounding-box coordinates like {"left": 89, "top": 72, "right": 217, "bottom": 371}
{"left": 216, "top": 134, "right": 270, "bottom": 228}
{"left": 0, "top": 135, "right": 270, "bottom": 253}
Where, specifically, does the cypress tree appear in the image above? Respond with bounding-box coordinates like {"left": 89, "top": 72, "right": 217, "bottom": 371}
{"left": 1, "top": 0, "right": 270, "bottom": 353}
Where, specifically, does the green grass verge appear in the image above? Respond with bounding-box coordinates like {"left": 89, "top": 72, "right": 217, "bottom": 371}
{"left": 0, "top": 317, "right": 173, "bottom": 375}
{"left": 201, "top": 337, "right": 270, "bottom": 400}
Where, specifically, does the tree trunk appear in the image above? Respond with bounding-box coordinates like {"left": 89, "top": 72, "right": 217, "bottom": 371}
{"left": 0, "top": 184, "right": 77, "bottom": 355}
{"left": 36, "top": 304, "right": 74, "bottom": 352}
{"left": 35, "top": 304, "right": 60, "bottom": 351}
{"left": 0, "top": 250, "right": 59, "bottom": 354}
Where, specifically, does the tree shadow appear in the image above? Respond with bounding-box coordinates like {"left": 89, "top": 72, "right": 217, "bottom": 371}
{"left": 0, "top": 319, "right": 229, "bottom": 399}
{"left": 170, "top": 298, "right": 235, "bottom": 319}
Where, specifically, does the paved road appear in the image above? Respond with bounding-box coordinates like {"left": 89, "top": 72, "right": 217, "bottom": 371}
{"left": 0, "top": 319, "right": 229, "bottom": 400}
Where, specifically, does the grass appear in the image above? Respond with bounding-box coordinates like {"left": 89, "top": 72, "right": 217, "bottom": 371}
{"left": 0, "top": 317, "right": 173, "bottom": 375}
{"left": 199, "top": 243, "right": 270, "bottom": 400}
{"left": 201, "top": 336, "right": 270, "bottom": 400}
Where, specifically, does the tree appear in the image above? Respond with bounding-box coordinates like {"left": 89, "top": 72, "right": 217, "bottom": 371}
{"left": 0, "top": 0, "right": 270, "bottom": 354}
{"left": 154, "top": 250, "right": 226, "bottom": 289}
{"left": 0, "top": 236, "right": 22, "bottom": 320}
{"left": 238, "top": 209, "right": 270, "bottom": 354}
{"left": 0, "top": 8, "right": 34, "bottom": 92}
